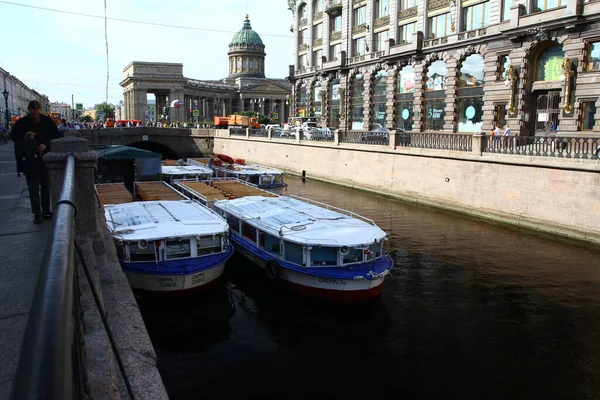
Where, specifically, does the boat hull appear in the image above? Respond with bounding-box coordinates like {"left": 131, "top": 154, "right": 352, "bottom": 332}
{"left": 121, "top": 247, "right": 233, "bottom": 294}
{"left": 231, "top": 238, "right": 392, "bottom": 302}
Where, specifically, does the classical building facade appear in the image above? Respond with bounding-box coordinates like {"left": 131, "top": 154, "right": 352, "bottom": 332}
{"left": 120, "top": 16, "right": 292, "bottom": 124}
{"left": 289, "top": 0, "right": 600, "bottom": 135}
{"left": 1, "top": 68, "right": 50, "bottom": 126}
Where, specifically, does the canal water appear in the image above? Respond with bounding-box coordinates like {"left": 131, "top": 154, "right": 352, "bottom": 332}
{"left": 138, "top": 175, "right": 600, "bottom": 400}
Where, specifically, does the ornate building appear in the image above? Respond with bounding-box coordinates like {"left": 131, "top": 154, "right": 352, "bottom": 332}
{"left": 289, "top": 0, "right": 600, "bottom": 136}
{"left": 120, "top": 15, "right": 292, "bottom": 124}
{"left": 1, "top": 68, "right": 49, "bottom": 127}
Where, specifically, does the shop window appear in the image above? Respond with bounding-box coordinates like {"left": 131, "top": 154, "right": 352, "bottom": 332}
{"left": 297, "top": 83, "right": 308, "bottom": 117}
{"left": 312, "top": 82, "right": 323, "bottom": 117}
{"left": 427, "top": 13, "right": 451, "bottom": 39}
{"left": 352, "top": 37, "right": 366, "bottom": 56}
{"left": 375, "top": 0, "right": 388, "bottom": 18}
{"left": 535, "top": 45, "right": 564, "bottom": 81}
{"left": 587, "top": 42, "right": 600, "bottom": 71}
{"left": 351, "top": 74, "right": 365, "bottom": 130}
{"left": 425, "top": 60, "right": 447, "bottom": 131}
{"left": 462, "top": 1, "right": 489, "bottom": 31}
{"left": 501, "top": 0, "right": 512, "bottom": 21}
{"left": 374, "top": 30, "right": 389, "bottom": 52}
{"left": 534, "top": 0, "right": 565, "bottom": 12}
{"left": 353, "top": 5, "right": 366, "bottom": 27}
{"left": 372, "top": 70, "right": 388, "bottom": 127}
{"left": 581, "top": 101, "right": 596, "bottom": 130}
{"left": 458, "top": 54, "right": 484, "bottom": 133}
{"left": 329, "top": 77, "right": 341, "bottom": 128}
{"left": 398, "top": 22, "right": 415, "bottom": 44}
{"left": 395, "top": 65, "right": 415, "bottom": 130}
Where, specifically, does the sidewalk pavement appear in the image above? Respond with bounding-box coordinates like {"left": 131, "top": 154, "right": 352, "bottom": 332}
{"left": 0, "top": 143, "right": 51, "bottom": 399}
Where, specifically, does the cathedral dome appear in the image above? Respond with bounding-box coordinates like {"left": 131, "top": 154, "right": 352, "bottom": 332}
{"left": 229, "top": 15, "right": 265, "bottom": 53}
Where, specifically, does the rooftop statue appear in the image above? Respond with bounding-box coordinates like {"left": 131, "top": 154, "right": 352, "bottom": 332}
{"left": 288, "top": 0, "right": 297, "bottom": 15}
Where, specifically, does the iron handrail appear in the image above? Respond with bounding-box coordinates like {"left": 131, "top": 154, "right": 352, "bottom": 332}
{"left": 11, "top": 154, "right": 79, "bottom": 400}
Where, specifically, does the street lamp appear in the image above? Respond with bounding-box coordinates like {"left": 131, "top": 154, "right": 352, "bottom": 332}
{"left": 2, "top": 89, "right": 8, "bottom": 129}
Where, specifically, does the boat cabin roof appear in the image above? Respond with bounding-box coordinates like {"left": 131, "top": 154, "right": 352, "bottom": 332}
{"left": 161, "top": 165, "right": 213, "bottom": 176}
{"left": 215, "top": 163, "right": 284, "bottom": 176}
{"left": 213, "top": 196, "right": 386, "bottom": 246}
{"left": 104, "top": 200, "right": 229, "bottom": 241}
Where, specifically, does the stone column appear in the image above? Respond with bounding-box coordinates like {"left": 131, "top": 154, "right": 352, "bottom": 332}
{"left": 386, "top": 65, "right": 398, "bottom": 128}
{"left": 44, "top": 137, "right": 99, "bottom": 234}
{"left": 444, "top": 57, "right": 459, "bottom": 132}
{"left": 133, "top": 89, "right": 147, "bottom": 122}
{"left": 412, "top": 61, "right": 425, "bottom": 132}
{"left": 362, "top": 71, "right": 373, "bottom": 130}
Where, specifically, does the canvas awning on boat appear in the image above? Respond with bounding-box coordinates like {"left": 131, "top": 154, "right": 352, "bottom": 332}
{"left": 96, "top": 145, "right": 162, "bottom": 160}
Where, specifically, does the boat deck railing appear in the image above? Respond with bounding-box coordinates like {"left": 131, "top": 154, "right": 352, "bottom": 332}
{"left": 287, "top": 194, "right": 377, "bottom": 226}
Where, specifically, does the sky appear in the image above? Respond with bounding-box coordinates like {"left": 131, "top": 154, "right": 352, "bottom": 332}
{"left": 0, "top": 0, "right": 294, "bottom": 109}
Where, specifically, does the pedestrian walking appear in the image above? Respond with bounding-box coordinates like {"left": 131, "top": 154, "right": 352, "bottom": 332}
{"left": 11, "top": 100, "right": 60, "bottom": 224}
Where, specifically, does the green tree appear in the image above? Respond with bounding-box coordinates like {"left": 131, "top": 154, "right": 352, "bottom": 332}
{"left": 94, "top": 102, "right": 116, "bottom": 121}
{"left": 81, "top": 115, "right": 93, "bottom": 123}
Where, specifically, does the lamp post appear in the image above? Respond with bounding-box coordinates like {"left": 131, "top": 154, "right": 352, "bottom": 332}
{"left": 2, "top": 88, "right": 8, "bottom": 129}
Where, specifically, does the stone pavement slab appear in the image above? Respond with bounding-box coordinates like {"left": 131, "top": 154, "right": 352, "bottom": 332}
{"left": 0, "top": 144, "right": 51, "bottom": 399}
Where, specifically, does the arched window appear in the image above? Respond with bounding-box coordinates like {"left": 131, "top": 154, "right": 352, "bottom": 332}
{"left": 351, "top": 74, "right": 365, "bottom": 130}
{"left": 535, "top": 44, "right": 565, "bottom": 81}
{"left": 299, "top": 4, "right": 307, "bottom": 19}
{"left": 329, "top": 77, "right": 341, "bottom": 128}
{"left": 372, "top": 70, "right": 388, "bottom": 127}
{"left": 424, "top": 60, "right": 447, "bottom": 131}
{"left": 395, "top": 65, "right": 415, "bottom": 131}
{"left": 458, "top": 54, "right": 485, "bottom": 132}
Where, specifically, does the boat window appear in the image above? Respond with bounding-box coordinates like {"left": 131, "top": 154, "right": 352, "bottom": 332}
{"left": 343, "top": 247, "right": 364, "bottom": 264}
{"left": 197, "top": 235, "right": 222, "bottom": 256}
{"left": 248, "top": 175, "right": 259, "bottom": 185}
{"left": 259, "top": 175, "right": 273, "bottom": 185}
{"left": 369, "top": 241, "right": 383, "bottom": 258}
{"left": 226, "top": 213, "right": 240, "bottom": 233}
{"left": 258, "top": 231, "right": 281, "bottom": 255}
{"left": 241, "top": 221, "right": 257, "bottom": 242}
{"left": 166, "top": 239, "right": 191, "bottom": 259}
{"left": 128, "top": 243, "right": 157, "bottom": 262}
{"left": 284, "top": 241, "right": 304, "bottom": 265}
{"left": 310, "top": 246, "right": 338, "bottom": 266}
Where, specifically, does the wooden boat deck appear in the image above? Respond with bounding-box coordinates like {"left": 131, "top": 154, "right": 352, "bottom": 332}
{"left": 212, "top": 180, "right": 277, "bottom": 199}
{"left": 136, "top": 181, "right": 187, "bottom": 201}
{"left": 95, "top": 183, "right": 133, "bottom": 206}
{"left": 162, "top": 159, "right": 183, "bottom": 166}
{"left": 178, "top": 181, "right": 229, "bottom": 202}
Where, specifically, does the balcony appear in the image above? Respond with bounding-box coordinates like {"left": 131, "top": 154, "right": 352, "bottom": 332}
{"left": 330, "top": 31, "right": 342, "bottom": 41}
{"left": 458, "top": 28, "right": 487, "bottom": 41}
{"left": 324, "top": 0, "right": 343, "bottom": 17}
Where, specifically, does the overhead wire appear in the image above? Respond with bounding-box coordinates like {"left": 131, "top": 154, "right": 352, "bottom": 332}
{"left": 0, "top": 0, "right": 292, "bottom": 38}
{"left": 104, "top": 0, "right": 109, "bottom": 105}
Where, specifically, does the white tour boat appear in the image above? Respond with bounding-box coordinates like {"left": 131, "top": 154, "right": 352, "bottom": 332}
{"left": 187, "top": 157, "right": 287, "bottom": 194}
{"left": 161, "top": 164, "right": 214, "bottom": 184}
{"left": 175, "top": 179, "right": 394, "bottom": 302}
{"left": 96, "top": 182, "right": 233, "bottom": 294}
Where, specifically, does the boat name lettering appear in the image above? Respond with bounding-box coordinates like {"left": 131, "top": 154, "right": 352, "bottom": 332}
{"left": 191, "top": 271, "right": 207, "bottom": 284}
{"left": 156, "top": 276, "right": 178, "bottom": 288}
{"left": 318, "top": 278, "right": 347, "bottom": 285}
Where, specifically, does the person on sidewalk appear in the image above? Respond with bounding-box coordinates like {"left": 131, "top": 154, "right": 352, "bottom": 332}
{"left": 11, "top": 100, "right": 60, "bottom": 224}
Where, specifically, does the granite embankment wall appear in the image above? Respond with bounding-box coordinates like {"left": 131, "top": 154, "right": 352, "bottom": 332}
{"left": 213, "top": 136, "right": 600, "bottom": 244}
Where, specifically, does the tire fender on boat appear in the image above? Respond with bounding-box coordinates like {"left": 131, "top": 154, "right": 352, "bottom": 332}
{"left": 265, "top": 259, "right": 281, "bottom": 280}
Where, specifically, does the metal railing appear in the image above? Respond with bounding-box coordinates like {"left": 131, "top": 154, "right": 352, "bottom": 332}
{"left": 249, "top": 128, "right": 267, "bottom": 137}
{"left": 484, "top": 135, "right": 600, "bottom": 159}
{"left": 407, "top": 132, "right": 473, "bottom": 151}
{"left": 229, "top": 127, "right": 246, "bottom": 136}
{"left": 11, "top": 155, "right": 83, "bottom": 400}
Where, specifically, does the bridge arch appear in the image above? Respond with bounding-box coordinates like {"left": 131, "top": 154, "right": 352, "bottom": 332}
{"left": 128, "top": 141, "right": 181, "bottom": 160}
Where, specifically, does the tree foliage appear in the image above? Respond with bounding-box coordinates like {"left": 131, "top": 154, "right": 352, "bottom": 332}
{"left": 94, "top": 102, "right": 116, "bottom": 120}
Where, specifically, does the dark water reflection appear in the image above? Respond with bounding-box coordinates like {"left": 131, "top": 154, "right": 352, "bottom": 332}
{"left": 138, "top": 176, "right": 600, "bottom": 400}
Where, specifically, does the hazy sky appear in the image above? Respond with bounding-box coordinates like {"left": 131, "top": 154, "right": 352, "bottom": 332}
{"left": 0, "top": 0, "right": 294, "bottom": 108}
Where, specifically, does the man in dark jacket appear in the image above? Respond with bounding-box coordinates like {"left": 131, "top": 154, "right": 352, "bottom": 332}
{"left": 11, "top": 100, "right": 60, "bottom": 224}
